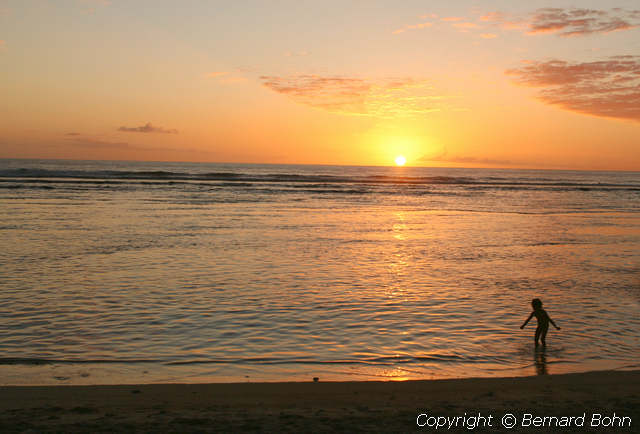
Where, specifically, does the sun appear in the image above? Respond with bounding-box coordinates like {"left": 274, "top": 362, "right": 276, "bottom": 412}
{"left": 395, "top": 155, "right": 407, "bottom": 166}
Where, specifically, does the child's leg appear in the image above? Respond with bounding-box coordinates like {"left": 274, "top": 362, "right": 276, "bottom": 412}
{"left": 535, "top": 326, "right": 542, "bottom": 346}
{"left": 540, "top": 324, "right": 549, "bottom": 346}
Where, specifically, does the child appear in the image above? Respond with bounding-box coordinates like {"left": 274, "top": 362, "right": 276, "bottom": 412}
{"left": 520, "top": 298, "right": 560, "bottom": 346}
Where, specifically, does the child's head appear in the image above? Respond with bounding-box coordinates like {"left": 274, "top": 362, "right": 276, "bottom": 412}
{"left": 531, "top": 298, "right": 542, "bottom": 309}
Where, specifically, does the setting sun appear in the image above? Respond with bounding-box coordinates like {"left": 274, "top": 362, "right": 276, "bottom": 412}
{"left": 395, "top": 155, "right": 407, "bottom": 166}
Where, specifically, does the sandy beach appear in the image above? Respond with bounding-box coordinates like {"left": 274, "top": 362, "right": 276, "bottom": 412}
{"left": 0, "top": 370, "right": 638, "bottom": 433}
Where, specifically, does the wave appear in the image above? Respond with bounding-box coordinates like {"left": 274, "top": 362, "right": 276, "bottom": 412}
{"left": 1, "top": 168, "right": 638, "bottom": 190}
{"left": 0, "top": 353, "right": 508, "bottom": 367}
{"left": 0, "top": 357, "right": 159, "bottom": 365}
{"left": 0, "top": 168, "right": 467, "bottom": 184}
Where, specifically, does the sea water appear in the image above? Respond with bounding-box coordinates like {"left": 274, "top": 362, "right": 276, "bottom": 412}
{"left": 0, "top": 159, "right": 638, "bottom": 385}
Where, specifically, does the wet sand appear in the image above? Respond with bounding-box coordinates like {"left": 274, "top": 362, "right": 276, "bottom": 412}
{"left": 0, "top": 370, "right": 638, "bottom": 433}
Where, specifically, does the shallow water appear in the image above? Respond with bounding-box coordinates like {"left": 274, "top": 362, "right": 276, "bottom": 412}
{"left": 1, "top": 159, "right": 639, "bottom": 384}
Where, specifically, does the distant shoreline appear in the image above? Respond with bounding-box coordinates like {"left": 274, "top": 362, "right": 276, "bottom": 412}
{"left": 1, "top": 369, "right": 638, "bottom": 432}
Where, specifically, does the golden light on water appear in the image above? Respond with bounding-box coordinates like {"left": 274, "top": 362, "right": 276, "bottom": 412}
{"left": 395, "top": 155, "right": 407, "bottom": 166}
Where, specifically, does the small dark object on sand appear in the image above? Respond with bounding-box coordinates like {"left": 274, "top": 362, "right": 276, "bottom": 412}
{"left": 313, "top": 377, "right": 319, "bottom": 382}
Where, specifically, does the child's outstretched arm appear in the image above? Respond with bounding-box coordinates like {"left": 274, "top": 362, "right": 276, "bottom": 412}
{"left": 520, "top": 312, "right": 534, "bottom": 329}
{"left": 549, "top": 315, "right": 560, "bottom": 330}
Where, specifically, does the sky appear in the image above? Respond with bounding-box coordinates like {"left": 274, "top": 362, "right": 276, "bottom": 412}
{"left": 1, "top": 0, "right": 639, "bottom": 170}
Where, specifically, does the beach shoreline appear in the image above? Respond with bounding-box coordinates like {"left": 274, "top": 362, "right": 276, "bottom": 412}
{"left": 1, "top": 369, "right": 638, "bottom": 433}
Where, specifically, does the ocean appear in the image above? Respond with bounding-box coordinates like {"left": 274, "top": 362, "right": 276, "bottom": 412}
{"left": 0, "top": 159, "right": 638, "bottom": 385}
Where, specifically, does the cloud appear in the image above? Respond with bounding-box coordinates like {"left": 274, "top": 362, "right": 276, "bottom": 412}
{"left": 482, "top": 8, "right": 639, "bottom": 37}
{"left": 118, "top": 122, "right": 178, "bottom": 134}
{"left": 506, "top": 56, "right": 640, "bottom": 122}
{"left": 80, "top": 0, "right": 111, "bottom": 5}
{"left": 393, "top": 13, "right": 499, "bottom": 35}
{"left": 65, "top": 132, "right": 81, "bottom": 136}
{"left": 398, "top": 8, "right": 639, "bottom": 38}
{"left": 218, "top": 76, "right": 247, "bottom": 84}
{"left": 207, "top": 71, "right": 229, "bottom": 78}
{"left": 453, "top": 22, "right": 480, "bottom": 29}
{"left": 284, "top": 50, "right": 310, "bottom": 57}
{"left": 67, "top": 136, "right": 211, "bottom": 155}
{"left": 479, "top": 12, "right": 525, "bottom": 30}
{"left": 260, "top": 74, "right": 455, "bottom": 117}
{"left": 235, "top": 66, "right": 257, "bottom": 73}
{"left": 68, "top": 137, "right": 134, "bottom": 150}
{"left": 78, "top": 0, "right": 111, "bottom": 14}
{"left": 392, "top": 21, "right": 433, "bottom": 34}
{"left": 419, "top": 147, "right": 512, "bottom": 166}
{"left": 207, "top": 69, "right": 247, "bottom": 84}
{"left": 527, "top": 8, "right": 637, "bottom": 36}
{"left": 0, "top": 40, "right": 5, "bottom": 51}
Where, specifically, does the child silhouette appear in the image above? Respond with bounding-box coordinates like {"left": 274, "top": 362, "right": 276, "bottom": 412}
{"left": 520, "top": 298, "right": 560, "bottom": 347}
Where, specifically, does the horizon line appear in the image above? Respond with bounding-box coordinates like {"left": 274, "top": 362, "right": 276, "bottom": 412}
{"left": 1, "top": 156, "right": 638, "bottom": 173}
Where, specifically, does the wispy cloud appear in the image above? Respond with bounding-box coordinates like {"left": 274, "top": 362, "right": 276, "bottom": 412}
{"left": 207, "top": 69, "right": 247, "bottom": 84}
{"left": 0, "top": 40, "right": 5, "bottom": 51}
{"left": 400, "top": 8, "right": 639, "bottom": 38}
{"left": 79, "top": 0, "right": 111, "bottom": 5}
{"left": 66, "top": 135, "right": 211, "bottom": 155}
{"left": 481, "top": 8, "right": 639, "bottom": 37}
{"left": 284, "top": 50, "right": 310, "bottom": 57}
{"left": 527, "top": 8, "right": 637, "bottom": 36}
{"left": 67, "top": 137, "right": 133, "bottom": 150}
{"left": 393, "top": 14, "right": 488, "bottom": 35}
{"left": 260, "top": 74, "right": 455, "bottom": 117}
{"left": 392, "top": 21, "right": 433, "bottom": 34}
{"left": 479, "top": 12, "right": 525, "bottom": 30}
{"left": 419, "top": 147, "right": 512, "bottom": 166}
{"left": 453, "top": 22, "right": 480, "bottom": 30}
{"left": 207, "top": 71, "right": 229, "bottom": 78}
{"left": 506, "top": 56, "right": 640, "bottom": 122}
{"left": 218, "top": 76, "right": 247, "bottom": 84}
{"left": 78, "top": 0, "right": 111, "bottom": 14}
{"left": 118, "top": 122, "right": 178, "bottom": 134}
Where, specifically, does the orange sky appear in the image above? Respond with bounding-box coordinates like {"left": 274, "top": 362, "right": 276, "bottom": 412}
{"left": 1, "top": 1, "right": 639, "bottom": 170}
